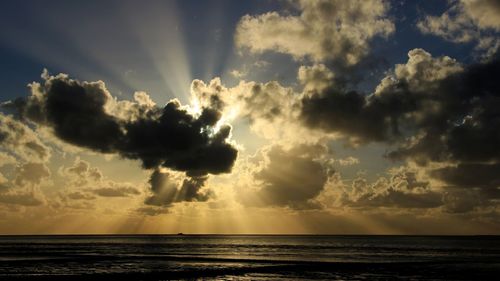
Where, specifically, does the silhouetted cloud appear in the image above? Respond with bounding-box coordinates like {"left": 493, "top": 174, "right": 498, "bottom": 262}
{"left": 299, "top": 49, "right": 500, "bottom": 164}
{"left": 9, "top": 71, "right": 238, "bottom": 176}
{"left": 297, "top": 48, "right": 500, "bottom": 209}
{"left": 431, "top": 163, "right": 500, "bottom": 189}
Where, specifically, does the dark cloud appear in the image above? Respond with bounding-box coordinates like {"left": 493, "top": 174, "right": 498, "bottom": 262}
{"left": 239, "top": 144, "right": 330, "bottom": 209}
{"left": 9, "top": 71, "right": 238, "bottom": 176}
{"left": 431, "top": 163, "right": 500, "bottom": 189}
{"left": 144, "top": 169, "right": 212, "bottom": 206}
{"left": 301, "top": 87, "right": 390, "bottom": 143}
{"left": 294, "top": 49, "right": 500, "bottom": 213}
{"left": 439, "top": 184, "right": 500, "bottom": 214}
{"left": 299, "top": 49, "right": 500, "bottom": 165}
{"left": 442, "top": 188, "right": 484, "bottom": 214}
{"left": 297, "top": 49, "right": 500, "bottom": 213}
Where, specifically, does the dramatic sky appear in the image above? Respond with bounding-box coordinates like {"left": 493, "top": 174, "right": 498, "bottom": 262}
{"left": 1, "top": 0, "right": 499, "bottom": 234}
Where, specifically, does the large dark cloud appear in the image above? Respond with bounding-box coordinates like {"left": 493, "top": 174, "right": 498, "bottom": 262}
{"left": 8, "top": 72, "right": 238, "bottom": 177}
{"left": 301, "top": 87, "right": 390, "bottom": 143}
{"left": 299, "top": 49, "right": 500, "bottom": 165}
{"left": 431, "top": 163, "right": 500, "bottom": 189}
{"left": 297, "top": 49, "right": 500, "bottom": 209}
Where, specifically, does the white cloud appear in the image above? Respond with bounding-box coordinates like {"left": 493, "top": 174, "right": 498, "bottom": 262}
{"left": 417, "top": 0, "right": 500, "bottom": 59}
{"left": 235, "top": 0, "right": 394, "bottom": 65}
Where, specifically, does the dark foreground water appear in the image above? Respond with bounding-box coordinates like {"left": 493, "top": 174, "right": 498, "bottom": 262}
{"left": 0, "top": 235, "right": 499, "bottom": 280}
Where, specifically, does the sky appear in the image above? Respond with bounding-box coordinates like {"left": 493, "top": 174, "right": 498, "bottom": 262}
{"left": 0, "top": 0, "right": 499, "bottom": 234}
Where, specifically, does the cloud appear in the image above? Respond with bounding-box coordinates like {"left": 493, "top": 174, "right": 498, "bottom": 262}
{"left": 59, "top": 158, "right": 103, "bottom": 187}
{"left": 89, "top": 185, "right": 141, "bottom": 197}
{"left": 66, "top": 191, "right": 96, "bottom": 200}
{"left": 9, "top": 71, "right": 238, "bottom": 177}
{"left": 298, "top": 48, "right": 500, "bottom": 165}
{"left": 0, "top": 112, "right": 50, "bottom": 162}
{"left": 431, "top": 163, "right": 500, "bottom": 189}
{"left": 0, "top": 153, "right": 16, "bottom": 168}
{"left": 0, "top": 172, "right": 7, "bottom": 189}
{"left": 299, "top": 49, "right": 464, "bottom": 146}
{"left": 144, "top": 169, "right": 212, "bottom": 207}
{"left": 14, "top": 162, "right": 50, "bottom": 186}
{"left": 57, "top": 158, "right": 141, "bottom": 200}
{"left": 298, "top": 64, "right": 335, "bottom": 93}
{"left": 238, "top": 144, "right": 331, "bottom": 209}
{"left": 322, "top": 167, "right": 444, "bottom": 209}
{"left": 441, "top": 187, "right": 500, "bottom": 214}
{"left": 294, "top": 48, "right": 500, "bottom": 212}
{"left": 191, "top": 77, "right": 322, "bottom": 143}
{"left": 135, "top": 206, "right": 170, "bottom": 216}
{"left": 374, "top": 48, "right": 464, "bottom": 94}
{"left": 334, "top": 156, "right": 360, "bottom": 166}
{"left": 296, "top": 48, "right": 500, "bottom": 209}
{"left": 235, "top": 0, "right": 394, "bottom": 65}
{"left": 417, "top": 0, "right": 500, "bottom": 58}
{"left": 65, "top": 158, "right": 102, "bottom": 181}
{"left": 0, "top": 188, "right": 45, "bottom": 206}
{"left": 382, "top": 50, "right": 500, "bottom": 165}
{"left": 0, "top": 161, "right": 49, "bottom": 207}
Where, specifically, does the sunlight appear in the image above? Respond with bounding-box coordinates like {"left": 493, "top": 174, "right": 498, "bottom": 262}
{"left": 119, "top": 1, "right": 193, "bottom": 104}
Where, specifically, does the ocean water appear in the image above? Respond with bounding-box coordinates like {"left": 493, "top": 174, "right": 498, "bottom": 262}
{"left": 0, "top": 235, "right": 499, "bottom": 280}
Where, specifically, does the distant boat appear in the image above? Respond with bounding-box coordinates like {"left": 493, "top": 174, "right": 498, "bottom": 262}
{"left": 177, "top": 232, "right": 184, "bottom": 236}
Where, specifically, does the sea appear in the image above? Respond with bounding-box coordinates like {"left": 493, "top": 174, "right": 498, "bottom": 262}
{"left": 0, "top": 235, "right": 499, "bottom": 280}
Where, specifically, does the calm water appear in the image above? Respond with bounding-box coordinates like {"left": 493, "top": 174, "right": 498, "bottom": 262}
{"left": 0, "top": 235, "right": 499, "bottom": 280}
